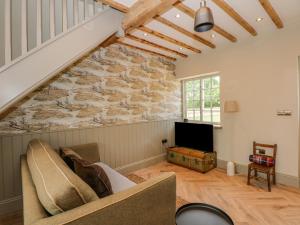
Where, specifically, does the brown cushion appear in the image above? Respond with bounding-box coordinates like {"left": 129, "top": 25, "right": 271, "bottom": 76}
{"left": 61, "top": 148, "right": 113, "bottom": 198}
{"left": 26, "top": 139, "right": 99, "bottom": 215}
{"left": 60, "top": 147, "right": 83, "bottom": 171}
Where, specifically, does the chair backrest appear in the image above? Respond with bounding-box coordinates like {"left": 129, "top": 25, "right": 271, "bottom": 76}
{"left": 253, "top": 141, "right": 277, "bottom": 162}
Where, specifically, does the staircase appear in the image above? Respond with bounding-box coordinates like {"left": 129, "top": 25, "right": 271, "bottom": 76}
{"left": 0, "top": 0, "right": 122, "bottom": 113}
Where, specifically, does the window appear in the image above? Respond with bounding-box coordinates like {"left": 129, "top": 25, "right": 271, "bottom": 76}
{"left": 183, "top": 74, "right": 220, "bottom": 124}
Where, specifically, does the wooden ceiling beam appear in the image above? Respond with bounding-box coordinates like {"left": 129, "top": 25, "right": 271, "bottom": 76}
{"left": 126, "top": 34, "right": 187, "bottom": 58}
{"left": 122, "top": 0, "right": 180, "bottom": 33}
{"left": 174, "top": 2, "right": 237, "bottom": 42}
{"left": 212, "top": 0, "right": 257, "bottom": 36}
{"left": 116, "top": 40, "right": 177, "bottom": 61}
{"left": 99, "top": 1, "right": 215, "bottom": 49}
{"left": 213, "top": 25, "right": 237, "bottom": 42}
{"left": 98, "top": 1, "right": 185, "bottom": 58}
{"left": 100, "top": 0, "right": 129, "bottom": 13}
{"left": 99, "top": 32, "right": 119, "bottom": 47}
{"left": 258, "top": 0, "right": 283, "bottom": 29}
{"left": 139, "top": 26, "right": 202, "bottom": 53}
{"left": 154, "top": 16, "right": 216, "bottom": 49}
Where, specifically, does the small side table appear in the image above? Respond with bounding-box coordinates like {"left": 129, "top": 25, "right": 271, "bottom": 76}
{"left": 176, "top": 203, "right": 234, "bottom": 225}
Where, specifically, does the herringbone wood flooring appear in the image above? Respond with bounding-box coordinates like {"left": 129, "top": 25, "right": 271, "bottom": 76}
{"left": 134, "top": 162, "right": 300, "bottom": 225}
{"left": 1, "top": 161, "right": 300, "bottom": 225}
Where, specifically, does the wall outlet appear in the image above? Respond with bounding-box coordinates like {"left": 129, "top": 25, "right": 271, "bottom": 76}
{"left": 162, "top": 139, "right": 168, "bottom": 144}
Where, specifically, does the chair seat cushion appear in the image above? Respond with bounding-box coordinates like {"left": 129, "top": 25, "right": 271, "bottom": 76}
{"left": 94, "top": 162, "right": 136, "bottom": 193}
{"left": 26, "top": 139, "right": 99, "bottom": 215}
{"left": 249, "top": 154, "right": 275, "bottom": 167}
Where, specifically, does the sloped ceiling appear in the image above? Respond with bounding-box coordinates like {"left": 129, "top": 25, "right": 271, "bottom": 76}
{"left": 104, "top": 0, "right": 300, "bottom": 59}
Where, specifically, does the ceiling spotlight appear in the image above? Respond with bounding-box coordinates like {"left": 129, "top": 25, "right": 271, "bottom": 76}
{"left": 175, "top": 13, "right": 181, "bottom": 18}
{"left": 256, "top": 17, "right": 264, "bottom": 22}
{"left": 211, "top": 34, "right": 216, "bottom": 38}
{"left": 143, "top": 33, "right": 148, "bottom": 36}
{"left": 179, "top": 47, "right": 183, "bottom": 50}
{"left": 194, "top": 0, "right": 214, "bottom": 32}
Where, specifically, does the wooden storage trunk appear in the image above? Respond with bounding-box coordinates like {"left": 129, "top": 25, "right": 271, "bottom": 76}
{"left": 167, "top": 147, "right": 217, "bottom": 173}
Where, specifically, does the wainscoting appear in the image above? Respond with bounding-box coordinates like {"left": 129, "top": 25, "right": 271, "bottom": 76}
{"left": 0, "top": 119, "right": 177, "bottom": 215}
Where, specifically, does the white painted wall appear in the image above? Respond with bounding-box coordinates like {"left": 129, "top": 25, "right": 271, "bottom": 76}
{"left": 176, "top": 21, "right": 300, "bottom": 177}
{"left": 0, "top": 8, "right": 122, "bottom": 114}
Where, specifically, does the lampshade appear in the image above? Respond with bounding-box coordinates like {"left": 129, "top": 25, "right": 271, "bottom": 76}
{"left": 194, "top": 0, "right": 214, "bottom": 32}
{"left": 224, "top": 101, "right": 239, "bottom": 113}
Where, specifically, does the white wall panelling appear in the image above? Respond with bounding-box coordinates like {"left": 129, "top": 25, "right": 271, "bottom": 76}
{"left": 0, "top": 119, "right": 176, "bottom": 215}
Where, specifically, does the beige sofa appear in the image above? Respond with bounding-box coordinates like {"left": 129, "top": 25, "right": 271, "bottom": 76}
{"left": 21, "top": 142, "right": 176, "bottom": 225}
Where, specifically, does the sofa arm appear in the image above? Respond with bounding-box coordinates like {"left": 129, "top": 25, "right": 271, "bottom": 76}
{"left": 32, "top": 172, "right": 176, "bottom": 225}
{"left": 21, "top": 156, "right": 49, "bottom": 225}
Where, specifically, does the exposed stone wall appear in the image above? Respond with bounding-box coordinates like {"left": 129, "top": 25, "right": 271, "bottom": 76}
{"left": 0, "top": 44, "right": 181, "bottom": 134}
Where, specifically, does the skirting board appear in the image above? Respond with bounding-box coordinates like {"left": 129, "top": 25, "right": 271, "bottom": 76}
{"left": 217, "top": 159, "right": 300, "bottom": 188}
{"left": 116, "top": 153, "right": 167, "bottom": 174}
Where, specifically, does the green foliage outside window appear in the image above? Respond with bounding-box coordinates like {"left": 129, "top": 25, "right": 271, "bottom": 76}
{"left": 185, "top": 77, "right": 220, "bottom": 108}
{"left": 184, "top": 75, "right": 220, "bottom": 123}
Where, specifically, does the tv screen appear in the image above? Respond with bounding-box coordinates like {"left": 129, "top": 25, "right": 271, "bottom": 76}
{"left": 175, "top": 122, "right": 213, "bottom": 152}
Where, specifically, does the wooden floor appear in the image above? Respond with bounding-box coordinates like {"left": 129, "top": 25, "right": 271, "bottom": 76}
{"left": 134, "top": 162, "right": 300, "bottom": 225}
{"left": 2, "top": 161, "right": 300, "bottom": 225}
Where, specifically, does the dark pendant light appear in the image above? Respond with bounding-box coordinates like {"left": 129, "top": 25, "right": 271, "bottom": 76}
{"left": 194, "top": 0, "right": 214, "bottom": 32}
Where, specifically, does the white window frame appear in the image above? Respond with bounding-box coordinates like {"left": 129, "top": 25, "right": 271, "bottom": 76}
{"left": 182, "top": 73, "right": 221, "bottom": 125}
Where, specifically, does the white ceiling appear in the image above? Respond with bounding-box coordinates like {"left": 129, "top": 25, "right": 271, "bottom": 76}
{"left": 116, "top": 0, "right": 300, "bottom": 59}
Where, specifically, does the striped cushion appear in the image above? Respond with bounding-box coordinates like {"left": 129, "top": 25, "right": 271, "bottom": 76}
{"left": 26, "top": 139, "right": 98, "bottom": 215}
{"left": 249, "top": 154, "right": 275, "bottom": 167}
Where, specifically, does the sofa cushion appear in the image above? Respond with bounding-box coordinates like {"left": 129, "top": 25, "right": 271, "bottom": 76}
{"left": 73, "top": 158, "right": 113, "bottom": 198}
{"left": 26, "top": 139, "right": 99, "bottom": 215}
{"left": 61, "top": 147, "right": 83, "bottom": 159}
{"left": 94, "top": 162, "right": 136, "bottom": 193}
{"left": 60, "top": 147, "right": 83, "bottom": 171}
{"left": 249, "top": 154, "right": 275, "bottom": 167}
{"left": 61, "top": 147, "right": 113, "bottom": 198}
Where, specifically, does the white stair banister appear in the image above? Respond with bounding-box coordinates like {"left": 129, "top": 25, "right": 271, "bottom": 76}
{"left": 74, "top": 0, "right": 79, "bottom": 25}
{"left": 4, "top": 0, "right": 11, "bottom": 64}
{"left": 1, "top": 0, "right": 108, "bottom": 72}
{"left": 21, "top": 0, "right": 28, "bottom": 55}
{"left": 0, "top": 7, "right": 122, "bottom": 113}
{"left": 0, "top": 1, "right": 5, "bottom": 67}
{"left": 36, "top": 0, "right": 42, "bottom": 46}
{"left": 62, "top": 0, "right": 68, "bottom": 32}
{"left": 50, "top": 0, "right": 55, "bottom": 39}
{"left": 54, "top": 0, "right": 63, "bottom": 36}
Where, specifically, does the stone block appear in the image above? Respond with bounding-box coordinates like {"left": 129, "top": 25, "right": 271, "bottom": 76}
{"left": 76, "top": 106, "right": 102, "bottom": 118}
{"left": 33, "top": 109, "right": 72, "bottom": 120}
{"left": 74, "top": 92, "right": 104, "bottom": 101}
{"left": 107, "top": 64, "right": 127, "bottom": 73}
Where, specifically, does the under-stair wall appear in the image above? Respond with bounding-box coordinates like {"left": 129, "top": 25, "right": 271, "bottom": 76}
{"left": 0, "top": 1, "right": 123, "bottom": 113}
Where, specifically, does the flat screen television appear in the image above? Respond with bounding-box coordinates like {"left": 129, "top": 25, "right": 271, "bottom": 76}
{"left": 175, "top": 122, "right": 213, "bottom": 152}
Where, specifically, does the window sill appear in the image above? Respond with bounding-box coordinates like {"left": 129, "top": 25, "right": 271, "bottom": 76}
{"left": 213, "top": 125, "right": 223, "bottom": 129}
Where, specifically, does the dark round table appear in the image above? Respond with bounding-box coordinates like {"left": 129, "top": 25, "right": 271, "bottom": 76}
{"left": 176, "top": 203, "right": 234, "bottom": 225}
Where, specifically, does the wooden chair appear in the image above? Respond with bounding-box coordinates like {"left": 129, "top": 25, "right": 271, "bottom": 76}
{"left": 247, "top": 142, "right": 277, "bottom": 192}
